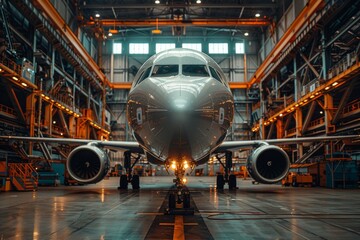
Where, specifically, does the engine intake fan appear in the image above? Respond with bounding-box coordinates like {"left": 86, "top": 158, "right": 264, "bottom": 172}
{"left": 67, "top": 145, "right": 110, "bottom": 184}
{"left": 247, "top": 145, "right": 290, "bottom": 184}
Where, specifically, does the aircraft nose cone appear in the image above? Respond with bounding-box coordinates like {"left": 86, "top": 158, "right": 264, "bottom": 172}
{"left": 169, "top": 93, "right": 196, "bottom": 112}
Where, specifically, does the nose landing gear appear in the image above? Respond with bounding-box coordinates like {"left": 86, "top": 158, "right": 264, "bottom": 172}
{"left": 166, "top": 171, "right": 194, "bottom": 215}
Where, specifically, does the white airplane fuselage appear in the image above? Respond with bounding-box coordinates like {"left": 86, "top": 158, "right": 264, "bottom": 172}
{"left": 127, "top": 49, "right": 234, "bottom": 168}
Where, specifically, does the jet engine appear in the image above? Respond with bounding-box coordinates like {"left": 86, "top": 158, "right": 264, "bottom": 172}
{"left": 67, "top": 145, "right": 110, "bottom": 184}
{"left": 247, "top": 145, "right": 290, "bottom": 184}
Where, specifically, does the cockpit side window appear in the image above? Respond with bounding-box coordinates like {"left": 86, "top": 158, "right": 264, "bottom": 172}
{"left": 136, "top": 67, "right": 152, "bottom": 85}
{"left": 151, "top": 65, "right": 179, "bottom": 77}
{"left": 182, "top": 65, "right": 209, "bottom": 77}
{"left": 209, "top": 66, "right": 223, "bottom": 83}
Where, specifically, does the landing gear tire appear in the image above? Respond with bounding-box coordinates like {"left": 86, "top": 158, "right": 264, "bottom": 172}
{"left": 131, "top": 175, "right": 140, "bottom": 189}
{"left": 118, "top": 174, "right": 128, "bottom": 189}
{"left": 183, "top": 192, "right": 191, "bottom": 208}
{"left": 217, "top": 174, "right": 224, "bottom": 190}
{"left": 228, "top": 174, "right": 237, "bottom": 190}
{"left": 169, "top": 193, "right": 176, "bottom": 209}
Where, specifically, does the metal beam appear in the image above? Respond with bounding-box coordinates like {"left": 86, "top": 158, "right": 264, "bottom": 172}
{"left": 331, "top": 79, "right": 355, "bottom": 124}
{"left": 300, "top": 53, "right": 320, "bottom": 79}
{"left": 302, "top": 101, "right": 316, "bottom": 134}
{"left": 6, "top": 85, "right": 26, "bottom": 123}
{"left": 58, "top": 110, "right": 70, "bottom": 137}
{"left": 81, "top": 4, "right": 277, "bottom": 9}
{"left": 84, "top": 18, "right": 271, "bottom": 28}
{"left": 109, "top": 81, "right": 249, "bottom": 90}
{"left": 33, "top": 0, "right": 110, "bottom": 88}
{"left": 248, "top": 0, "right": 325, "bottom": 86}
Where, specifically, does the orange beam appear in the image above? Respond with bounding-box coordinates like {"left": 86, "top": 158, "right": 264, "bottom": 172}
{"left": 85, "top": 18, "right": 271, "bottom": 27}
{"left": 229, "top": 82, "right": 248, "bottom": 89}
{"left": 109, "top": 82, "right": 248, "bottom": 90}
{"left": 109, "top": 82, "right": 132, "bottom": 90}
{"left": 248, "top": 0, "right": 326, "bottom": 86}
{"left": 34, "top": 0, "right": 111, "bottom": 88}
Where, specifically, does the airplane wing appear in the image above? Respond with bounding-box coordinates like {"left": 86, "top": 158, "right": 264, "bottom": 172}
{"left": 217, "top": 135, "right": 359, "bottom": 152}
{"left": 0, "top": 136, "right": 143, "bottom": 153}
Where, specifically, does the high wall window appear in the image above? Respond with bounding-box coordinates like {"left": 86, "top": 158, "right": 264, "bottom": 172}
{"left": 156, "top": 43, "right": 176, "bottom": 53}
{"left": 129, "top": 43, "right": 149, "bottom": 54}
{"left": 235, "top": 42, "right": 245, "bottom": 54}
{"left": 208, "top": 43, "right": 228, "bottom": 54}
{"left": 113, "top": 42, "right": 122, "bottom": 54}
{"left": 182, "top": 43, "right": 202, "bottom": 52}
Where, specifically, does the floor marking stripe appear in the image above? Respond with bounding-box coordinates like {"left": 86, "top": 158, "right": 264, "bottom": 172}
{"left": 173, "top": 215, "right": 185, "bottom": 240}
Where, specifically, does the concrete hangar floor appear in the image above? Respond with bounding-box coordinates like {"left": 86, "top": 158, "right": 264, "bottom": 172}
{"left": 1, "top": 177, "right": 360, "bottom": 240}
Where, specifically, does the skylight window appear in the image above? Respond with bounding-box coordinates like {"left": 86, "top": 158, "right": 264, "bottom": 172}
{"left": 208, "top": 43, "right": 228, "bottom": 54}
{"left": 129, "top": 43, "right": 149, "bottom": 54}
{"left": 113, "top": 42, "right": 122, "bottom": 54}
{"left": 155, "top": 43, "right": 176, "bottom": 53}
{"left": 235, "top": 42, "right": 245, "bottom": 54}
{"left": 182, "top": 43, "right": 202, "bottom": 52}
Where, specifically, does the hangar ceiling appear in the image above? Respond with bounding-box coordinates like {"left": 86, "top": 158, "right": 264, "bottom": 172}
{"left": 77, "top": 0, "right": 285, "bottom": 39}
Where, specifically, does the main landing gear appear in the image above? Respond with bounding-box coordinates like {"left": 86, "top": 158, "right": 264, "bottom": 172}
{"left": 215, "top": 151, "right": 237, "bottom": 190}
{"left": 118, "top": 151, "right": 141, "bottom": 190}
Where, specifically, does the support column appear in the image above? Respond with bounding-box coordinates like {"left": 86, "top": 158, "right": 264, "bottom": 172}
{"left": 295, "top": 108, "right": 303, "bottom": 159}
{"left": 276, "top": 118, "right": 284, "bottom": 139}
{"left": 26, "top": 93, "right": 37, "bottom": 155}
{"left": 44, "top": 103, "right": 53, "bottom": 136}
{"left": 324, "top": 94, "right": 335, "bottom": 134}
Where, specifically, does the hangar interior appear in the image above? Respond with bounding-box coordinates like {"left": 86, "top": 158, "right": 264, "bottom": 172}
{"left": 0, "top": 0, "right": 360, "bottom": 190}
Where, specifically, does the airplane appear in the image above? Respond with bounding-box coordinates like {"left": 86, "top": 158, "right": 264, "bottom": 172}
{"left": 0, "top": 48, "right": 358, "bottom": 209}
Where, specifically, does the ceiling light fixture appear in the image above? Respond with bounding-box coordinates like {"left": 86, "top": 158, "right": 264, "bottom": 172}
{"left": 155, "top": 0, "right": 160, "bottom": 4}
{"left": 151, "top": 18, "right": 162, "bottom": 34}
{"left": 196, "top": 0, "right": 202, "bottom": 3}
{"left": 95, "top": 13, "right": 100, "bottom": 18}
{"left": 255, "top": 13, "right": 260, "bottom": 17}
{"left": 108, "top": 32, "right": 113, "bottom": 37}
{"left": 244, "top": 32, "right": 249, "bottom": 36}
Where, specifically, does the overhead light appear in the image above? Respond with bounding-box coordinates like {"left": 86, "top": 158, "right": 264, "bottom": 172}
{"left": 12, "top": 76, "right": 19, "bottom": 81}
{"left": 332, "top": 82, "right": 338, "bottom": 86}
{"left": 21, "top": 82, "right": 27, "bottom": 87}
{"left": 108, "top": 32, "right": 113, "bottom": 37}
{"left": 255, "top": 13, "right": 261, "bottom": 17}
{"left": 196, "top": 0, "right": 201, "bottom": 3}
{"left": 152, "top": 18, "right": 162, "bottom": 34}
{"left": 304, "top": 99, "right": 308, "bottom": 102}
{"left": 310, "top": 95, "right": 315, "bottom": 98}
{"left": 95, "top": 13, "right": 100, "bottom": 18}
{"left": 155, "top": 0, "right": 160, "bottom": 4}
{"left": 0, "top": 68, "right": 3, "bottom": 72}
{"left": 151, "top": 29, "right": 162, "bottom": 34}
{"left": 325, "top": 86, "right": 330, "bottom": 90}
{"left": 320, "top": 111, "right": 324, "bottom": 114}
{"left": 295, "top": 104, "right": 299, "bottom": 107}
{"left": 53, "top": 121, "right": 56, "bottom": 124}
{"left": 279, "top": 113, "right": 283, "bottom": 117}
{"left": 45, "top": 96, "right": 50, "bottom": 100}
{"left": 244, "top": 32, "right": 249, "bottom": 36}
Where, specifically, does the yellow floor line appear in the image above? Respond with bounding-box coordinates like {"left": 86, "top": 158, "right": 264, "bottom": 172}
{"left": 173, "top": 215, "right": 185, "bottom": 240}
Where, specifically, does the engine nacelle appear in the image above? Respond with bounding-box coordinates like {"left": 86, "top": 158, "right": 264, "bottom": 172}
{"left": 67, "top": 145, "right": 110, "bottom": 184}
{"left": 247, "top": 145, "right": 290, "bottom": 184}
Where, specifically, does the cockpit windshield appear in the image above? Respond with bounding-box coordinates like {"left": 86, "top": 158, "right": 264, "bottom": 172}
{"left": 151, "top": 65, "right": 179, "bottom": 77}
{"left": 182, "top": 65, "right": 209, "bottom": 77}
